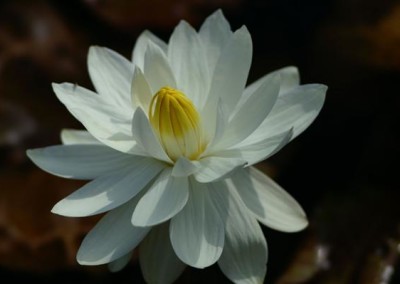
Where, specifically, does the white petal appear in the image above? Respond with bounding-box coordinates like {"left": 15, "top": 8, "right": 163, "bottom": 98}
{"left": 193, "top": 156, "right": 246, "bottom": 183}
{"left": 143, "top": 41, "right": 176, "bottom": 93}
{"left": 131, "top": 66, "right": 152, "bottom": 110}
{"left": 168, "top": 21, "right": 208, "bottom": 107}
{"left": 201, "top": 99, "right": 229, "bottom": 152}
{"left": 132, "top": 169, "right": 189, "bottom": 226}
{"left": 215, "top": 73, "right": 280, "bottom": 150}
{"left": 132, "top": 30, "right": 168, "bottom": 69}
{"left": 108, "top": 251, "right": 133, "bottom": 272}
{"left": 131, "top": 108, "right": 172, "bottom": 163}
{"left": 53, "top": 83, "right": 136, "bottom": 153}
{"left": 203, "top": 26, "right": 252, "bottom": 112}
{"left": 27, "top": 144, "right": 131, "bottom": 180}
{"left": 221, "top": 128, "right": 293, "bottom": 166}
{"left": 170, "top": 179, "right": 224, "bottom": 268}
{"left": 244, "top": 66, "right": 300, "bottom": 98}
{"left": 88, "top": 46, "right": 133, "bottom": 110}
{"left": 218, "top": 185, "right": 267, "bottom": 284}
{"left": 140, "top": 223, "right": 186, "bottom": 284}
{"left": 52, "top": 157, "right": 165, "bottom": 217}
{"left": 60, "top": 129, "right": 100, "bottom": 145}
{"left": 233, "top": 167, "right": 308, "bottom": 232}
{"left": 199, "top": 9, "right": 232, "bottom": 78}
{"left": 246, "top": 84, "right": 327, "bottom": 143}
{"left": 171, "top": 157, "right": 198, "bottom": 177}
{"left": 77, "top": 197, "right": 151, "bottom": 265}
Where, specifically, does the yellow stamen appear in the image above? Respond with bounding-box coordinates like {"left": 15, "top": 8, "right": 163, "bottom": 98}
{"left": 149, "top": 86, "right": 204, "bottom": 161}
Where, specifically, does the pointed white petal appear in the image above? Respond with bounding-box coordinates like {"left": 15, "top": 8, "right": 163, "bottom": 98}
{"left": 244, "top": 66, "right": 300, "bottom": 98}
{"left": 53, "top": 83, "right": 136, "bottom": 153}
{"left": 201, "top": 99, "right": 229, "bottom": 152}
{"left": 168, "top": 20, "right": 208, "bottom": 107}
{"left": 204, "top": 26, "right": 252, "bottom": 112}
{"left": 77, "top": 198, "right": 151, "bottom": 265}
{"left": 140, "top": 223, "right": 186, "bottom": 284}
{"left": 246, "top": 84, "right": 327, "bottom": 143}
{"left": 276, "top": 66, "right": 300, "bottom": 93}
{"left": 170, "top": 180, "right": 224, "bottom": 268}
{"left": 27, "top": 145, "right": 130, "bottom": 180}
{"left": 131, "top": 66, "right": 152, "bottom": 110}
{"left": 131, "top": 108, "right": 171, "bottom": 163}
{"left": 218, "top": 185, "right": 267, "bottom": 284}
{"left": 108, "top": 251, "right": 133, "bottom": 272}
{"left": 194, "top": 156, "right": 246, "bottom": 183}
{"left": 171, "top": 157, "right": 198, "bottom": 177}
{"left": 88, "top": 46, "right": 133, "bottom": 109}
{"left": 199, "top": 9, "right": 232, "bottom": 78}
{"left": 233, "top": 167, "right": 308, "bottom": 232}
{"left": 143, "top": 41, "right": 176, "bottom": 93}
{"left": 53, "top": 83, "right": 129, "bottom": 135}
{"left": 132, "top": 30, "right": 168, "bottom": 69}
{"left": 132, "top": 169, "right": 189, "bottom": 226}
{"left": 60, "top": 129, "right": 100, "bottom": 145}
{"left": 215, "top": 73, "right": 280, "bottom": 150}
{"left": 221, "top": 128, "right": 293, "bottom": 166}
{"left": 52, "top": 157, "right": 165, "bottom": 217}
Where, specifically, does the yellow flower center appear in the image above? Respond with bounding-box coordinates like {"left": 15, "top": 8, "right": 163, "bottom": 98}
{"left": 149, "top": 86, "right": 204, "bottom": 162}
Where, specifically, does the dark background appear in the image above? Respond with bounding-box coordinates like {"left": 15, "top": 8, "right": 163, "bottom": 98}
{"left": 0, "top": 0, "right": 399, "bottom": 283}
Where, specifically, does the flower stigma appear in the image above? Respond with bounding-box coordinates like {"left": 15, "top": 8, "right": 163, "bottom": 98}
{"left": 149, "top": 86, "right": 204, "bottom": 162}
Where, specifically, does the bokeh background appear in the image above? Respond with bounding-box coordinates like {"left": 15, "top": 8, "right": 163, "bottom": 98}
{"left": 1, "top": 0, "right": 399, "bottom": 283}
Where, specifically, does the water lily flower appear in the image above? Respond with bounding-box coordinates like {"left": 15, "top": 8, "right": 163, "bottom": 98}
{"left": 27, "top": 9, "right": 327, "bottom": 284}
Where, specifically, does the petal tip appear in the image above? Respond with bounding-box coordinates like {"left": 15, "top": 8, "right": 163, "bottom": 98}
{"left": 50, "top": 202, "right": 71, "bottom": 217}
{"left": 130, "top": 214, "right": 146, "bottom": 227}
{"left": 25, "top": 149, "right": 34, "bottom": 159}
{"left": 51, "top": 199, "right": 91, "bottom": 217}
{"left": 76, "top": 248, "right": 109, "bottom": 266}
{"left": 276, "top": 216, "right": 309, "bottom": 233}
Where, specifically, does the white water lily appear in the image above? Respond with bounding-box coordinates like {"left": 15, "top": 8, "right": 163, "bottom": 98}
{"left": 27, "top": 9, "right": 326, "bottom": 284}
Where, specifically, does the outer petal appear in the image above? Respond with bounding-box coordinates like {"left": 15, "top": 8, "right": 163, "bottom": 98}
{"left": 199, "top": 9, "right": 232, "bottom": 78}
{"left": 244, "top": 66, "right": 300, "bottom": 99}
{"left": 132, "top": 168, "right": 189, "bottom": 227}
{"left": 168, "top": 21, "right": 208, "bottom": 107}
{"left": 132, "top": 30, "right": 168, "bottom": 69}
{"left": 51, "top": 157, "right": 165, "bottom": 217}
{"left": 245, "top": 84, "right": 327, "bottom": 144}
{"left": 170, "top": 179, "right": 224, "bottom": 268}
{"left": 60, "top": 129, "right": 100, "bottom": 145}
{"left": 214, "top": 73, "right": 280, "bottom": 150}
{"left": 108, "top": 251, "right": 133, "bottom": 272}
{"left": 233, "top": 167, "right": 308, "bottom": 232}
{"left": 143, "top": 41, "right": 176, "bottom": 93}
{"left": 193, "top": 156, "right": 246, "bottom": 183}
{"left": 53, "top": 83, "right": 136, "bottom": 153}
{"left": 27, "top": 144, "right": 131, "bottom": 180}
{"left": 217, "top": 184, "right": 268, "bottom": 284}
{"left": 139, "top": 223, "right": 186, "bottom": 284}
{"left": 219, "top": 129, "right": 293, "bottom": 166}
{"left": 77, "top": 197, "right": 151, "bottom": 265}
{"left": 88, "top": 46, "right": 133, "bottom": 110}
{"left": 131, "top": 108, "right": 172, "bottom": 163}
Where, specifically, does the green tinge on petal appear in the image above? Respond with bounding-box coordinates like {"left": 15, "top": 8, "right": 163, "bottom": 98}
{"left": 139, "top": 223, "right": 186, "bottom": 284}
